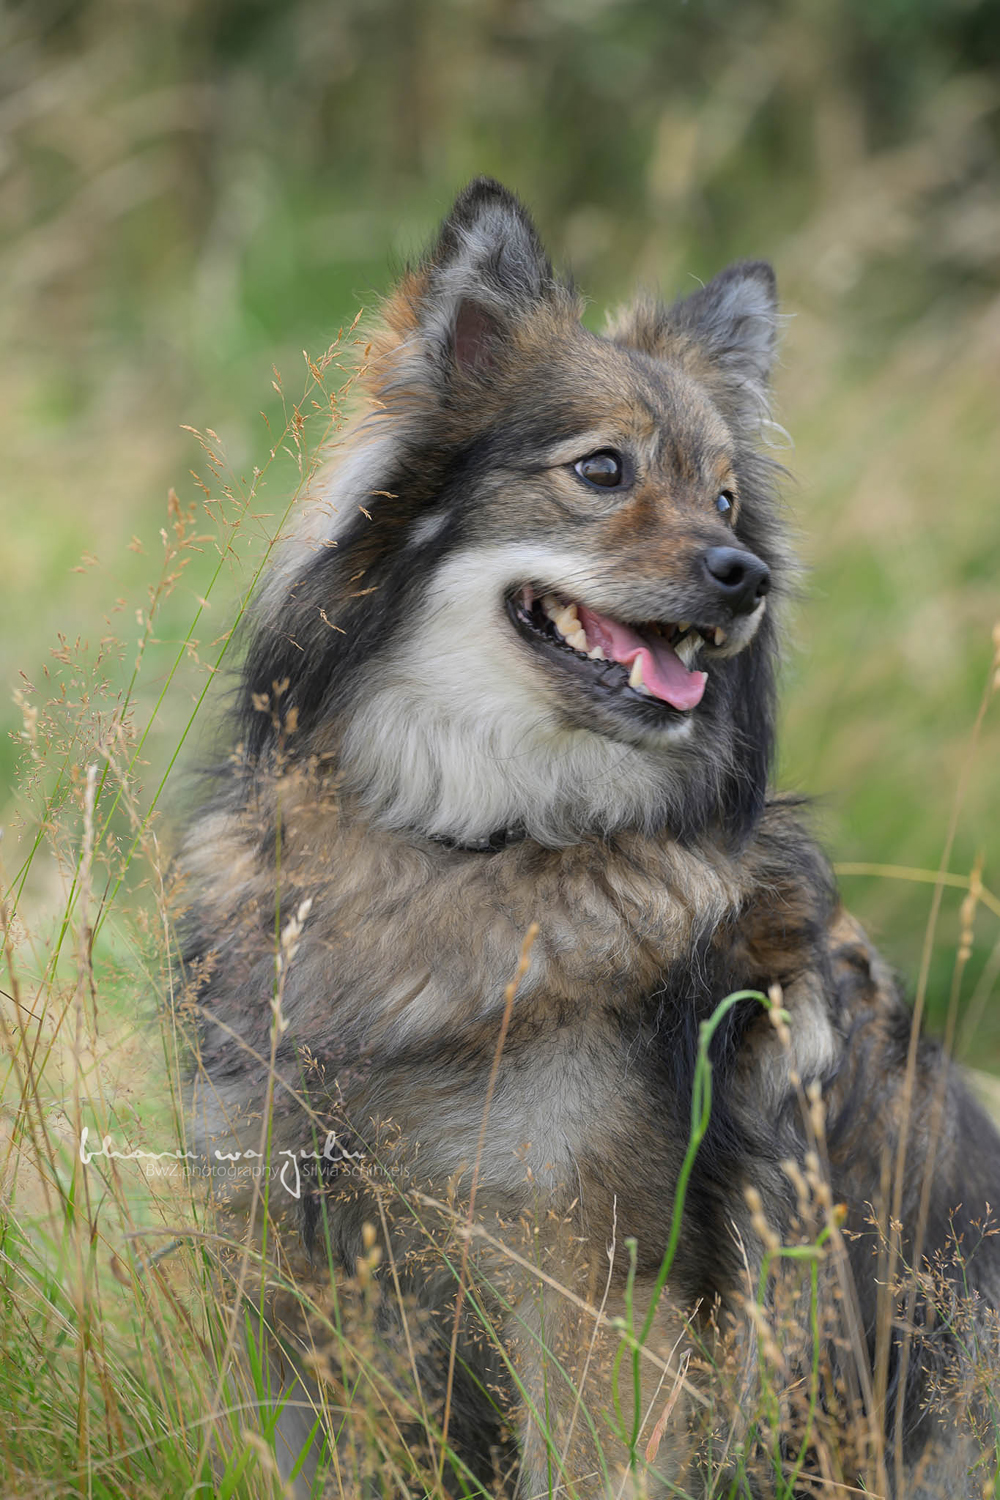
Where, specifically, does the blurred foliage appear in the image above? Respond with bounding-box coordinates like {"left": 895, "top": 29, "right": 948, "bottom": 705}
{"left": 2, "top": 0, "right": 999, "bottom": 1043}
{"left": 6, "top": 0, "right": 1000, "bottom": 365}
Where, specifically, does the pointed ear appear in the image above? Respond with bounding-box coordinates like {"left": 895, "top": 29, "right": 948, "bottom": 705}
{"left": 367, "top": 179, "right": 574, "bottom": 400}
{"left": 671, "top": 260, "right": 779, "bottom": 395}
{"left": 425, "top": 178, "right": 559, "bottom": 371}
{"left": 609, "top": 261, "right": 779, "bottom": 426}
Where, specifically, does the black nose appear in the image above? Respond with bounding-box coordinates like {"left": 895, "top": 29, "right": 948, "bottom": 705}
{"left": 701, "top": 546, "right": 770, "bottom": 616}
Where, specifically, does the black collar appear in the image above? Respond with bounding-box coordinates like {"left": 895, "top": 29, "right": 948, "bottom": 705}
{"left": 427, "top": 826, "right": 527, "bottom": 854}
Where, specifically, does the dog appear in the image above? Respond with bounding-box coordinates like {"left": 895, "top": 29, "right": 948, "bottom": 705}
{"left": 180, "top": 178, "right": 1000, "bottom": 1498}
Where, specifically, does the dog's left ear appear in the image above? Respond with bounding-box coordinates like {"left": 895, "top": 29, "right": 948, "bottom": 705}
{"left": 611, "top": 261, "right": 779, "bottom": 426}
{"left": 368, "top": 179, "right": 576, "bottom": 402}
{"left": 672, "top": 261, "right": 778, "bottom": 393}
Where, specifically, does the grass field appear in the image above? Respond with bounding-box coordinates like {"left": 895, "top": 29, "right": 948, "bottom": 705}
{"left": 2, "top": 4, "right": 999, "bottom": 1494}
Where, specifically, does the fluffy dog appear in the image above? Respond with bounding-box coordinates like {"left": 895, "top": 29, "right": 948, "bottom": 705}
{"left": 181, "top": 179, "right": 1000, "bottom": 1497}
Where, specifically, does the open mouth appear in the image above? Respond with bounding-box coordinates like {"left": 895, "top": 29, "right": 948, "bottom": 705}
{"left": 507, "top": 584, "right": 724, "bottom": 718}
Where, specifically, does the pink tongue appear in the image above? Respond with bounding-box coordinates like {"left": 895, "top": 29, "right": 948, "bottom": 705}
{"left": 577, "top": 605, "right": 707, "bottom": 711}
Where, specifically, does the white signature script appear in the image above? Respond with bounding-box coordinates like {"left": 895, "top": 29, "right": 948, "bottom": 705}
{"left": 78, "top": 1127, "right": 361, "bottom": 1199}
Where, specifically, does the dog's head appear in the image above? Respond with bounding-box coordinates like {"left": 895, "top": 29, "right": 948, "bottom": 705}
{"left": 241, "top": 179, "right": 793, "bottom": 847}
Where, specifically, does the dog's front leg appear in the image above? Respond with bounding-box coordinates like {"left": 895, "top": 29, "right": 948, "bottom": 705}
{"left": 504, "top": 1273, "right": 695, "bottom": 1500}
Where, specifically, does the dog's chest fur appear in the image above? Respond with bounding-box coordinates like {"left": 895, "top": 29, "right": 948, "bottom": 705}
{"left": 186, "top": 785, "right": 836, "bottom": 1284}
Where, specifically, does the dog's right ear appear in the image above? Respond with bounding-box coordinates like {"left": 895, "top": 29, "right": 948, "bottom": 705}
{"left": 366, "top": 179, "right": 575, "bottom": 404}
{"left": 424, "top": 178, "right": 562, "bottom": 375}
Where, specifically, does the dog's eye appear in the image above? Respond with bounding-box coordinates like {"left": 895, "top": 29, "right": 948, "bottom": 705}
{"left": 716, "top": 490, "right": 735, "bottom": 520}
{"left": 573, "top": 451, "right": 624, "bottom": 489}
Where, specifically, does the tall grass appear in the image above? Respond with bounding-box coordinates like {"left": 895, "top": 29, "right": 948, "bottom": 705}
{"left": 0, "top": 335, "right": 360, "bottom": 1499}
{"left": 3, "top": 334, "right": 999, "bottom": 1496}
{"left": 3, "top": 4, "right": 999, "bottom": 1493}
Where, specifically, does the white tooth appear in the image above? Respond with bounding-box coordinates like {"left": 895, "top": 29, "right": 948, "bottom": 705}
{"left": 567, "top": 628, "right": 588, "bottom": 652}
{"left": 677, "top": 621, "right": 691, "bottom": 633}
{"left": 542, "top": 594, "right": 561, "bottom": 620}
{"left": 714, "top": 626, "right": 726, "bottom": 647}
{"left": 554, "top": 603, "right": 580, "bottom": 636}
{"left": 628, "top": 657, "right": 650, "bottom": 695}
{"left": 676, "top": 635, "right": 700, "bottom": 667}
{"left": 587, "top": 645, "right": 606, "bottom": 660}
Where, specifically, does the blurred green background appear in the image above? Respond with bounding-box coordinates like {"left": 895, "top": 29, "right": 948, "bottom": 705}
{"left": 2, "top": 0, "right": 999, "bottom": 1054}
